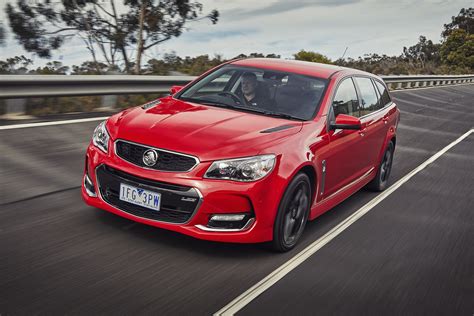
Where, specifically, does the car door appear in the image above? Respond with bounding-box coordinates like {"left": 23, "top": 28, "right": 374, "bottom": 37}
{"left": 353, "top": 77, "right": 387, "bottom": 169}
{"left": 320, "top": 77, "right": 371, "bottom": 199}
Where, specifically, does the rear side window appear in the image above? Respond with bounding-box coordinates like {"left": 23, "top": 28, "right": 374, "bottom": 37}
{"left": 354, "top": 77, "right": 379, "bottom": 116}
{"left": 332, "top": 78, "right": 360, "bottom": 117}
{"left": 374, "top": 80, "right": 391, "bottom": 107}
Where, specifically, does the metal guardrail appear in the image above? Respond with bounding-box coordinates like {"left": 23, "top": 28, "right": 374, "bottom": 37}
{"left": 1, "top": 74, "right": 473, "bottom": 99}
{"left": 381, "top": 75, "right": 474, "bottom": 90}
{"left": 0, "top": 74, "right": 473, "bottom": 116}
{"left": 0, "top": 75, "right": 196, "bottom": 99}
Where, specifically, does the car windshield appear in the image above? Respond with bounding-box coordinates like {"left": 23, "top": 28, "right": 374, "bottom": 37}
{"left": 177, "top": 65, "right": 328, "bottom": 120}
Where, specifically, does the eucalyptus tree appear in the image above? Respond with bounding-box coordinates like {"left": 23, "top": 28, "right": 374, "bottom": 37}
{"left": 6, "top": 0, "right": 218, "bottom": 73}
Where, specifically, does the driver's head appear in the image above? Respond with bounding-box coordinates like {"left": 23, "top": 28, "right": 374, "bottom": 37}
{"left": 241, "top": 72, "right": 258, "bottom": 96}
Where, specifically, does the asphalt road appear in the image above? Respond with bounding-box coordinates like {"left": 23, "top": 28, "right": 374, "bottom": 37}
{"left": 1, "top": 84, "right": 473, "bottom": 315}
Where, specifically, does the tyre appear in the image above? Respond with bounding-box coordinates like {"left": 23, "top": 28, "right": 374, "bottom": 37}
{"left": 272, "top": 173, "right": 311, "bottom": 252}
{"left": 367, "top": 141, "right": 394, "bottom": 192}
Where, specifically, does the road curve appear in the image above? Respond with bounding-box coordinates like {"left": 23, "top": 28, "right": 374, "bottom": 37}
{"left": 1, "top": 84, "right": 473, "bottom": 315}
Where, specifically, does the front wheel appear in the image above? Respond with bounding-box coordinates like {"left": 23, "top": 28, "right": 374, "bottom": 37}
{"left": 272, "top": 173, "right": 311, "bottom": 252}
{"left": 367, "top": 141, "right": 394, "bottom": 192}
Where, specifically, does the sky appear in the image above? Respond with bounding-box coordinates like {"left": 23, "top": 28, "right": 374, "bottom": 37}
{"left": 0, "top": 0, "right": 471, "bottom": 67}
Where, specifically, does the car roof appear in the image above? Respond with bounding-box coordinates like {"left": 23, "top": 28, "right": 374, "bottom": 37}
{"left": 230, "top": 58, "right": 369, "bottom": 79}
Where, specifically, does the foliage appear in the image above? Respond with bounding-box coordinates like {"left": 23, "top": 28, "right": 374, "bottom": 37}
{"left": 293, "top": 50, "right": 332, "bottom": 64}
{"left": 25, "top": 96, "right": 102, "bottom": 116}
{"left": 0, "top": 55, "right": 33, "bottom": 74}
{"left": 6, "top": 0, "right": 218, "bottom": 74}
{"left": 442, "top": 7, "right": 473, "bottom": 38}
{"left": 31, "top": 61, "right": 69, "bottom": 74}
{"left": 402, "top": 36, "right": 441, "bottom": 68}
{"left": 440, "top": 29, "right": 474, "bottom": 70}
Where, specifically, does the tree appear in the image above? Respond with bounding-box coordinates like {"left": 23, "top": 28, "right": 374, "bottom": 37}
{"left": 402, "top": 35, "right": 441, "bottom": 68}
{"left": 440, "top": 29, "right": 474, "bottom": 70}
{"left": 6, "top": 0, "right": 219, "bottom": 74}
{"left": 232, "top": 53, "right": 280, "bottom": 59}
{"left": 71, "top": 61, "right": 117, "bottom": 74}
{"left": 293, "top": 50, "right": 332, "bottom": 64}
{"left": 31, "top": 61, "right": 70, "bottom": 74}
{"left": 442, "top": 7, "right": 473, "bottom": 38}
{"left": 0, "top": 55, "right": 33, "bottom": 74}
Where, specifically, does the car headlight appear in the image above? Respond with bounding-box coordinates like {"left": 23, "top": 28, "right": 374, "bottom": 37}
{"left": 92, "top": 120, "right": 110, "bottom": 153}
{"left": 204, "top": 154, "right": 276, "bottom": 182}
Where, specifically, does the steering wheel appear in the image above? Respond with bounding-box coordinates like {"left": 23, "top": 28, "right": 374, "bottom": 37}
{"left": 217, "top": 91, "right": 243, "bottom": 105}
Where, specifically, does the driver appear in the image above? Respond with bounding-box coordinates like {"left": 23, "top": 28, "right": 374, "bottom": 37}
{"left": 240, "top": 72, "right": 272, "bottom": 109}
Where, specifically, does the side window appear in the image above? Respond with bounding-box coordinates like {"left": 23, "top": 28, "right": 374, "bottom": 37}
{"left": 332, "top": 78, "right": 360, "bottom": 118}
{"left": 374, "top": 80, "right": 391, "bottom": 107}
{"left": 354, "top": 77, "right": 379, "bottom": 116}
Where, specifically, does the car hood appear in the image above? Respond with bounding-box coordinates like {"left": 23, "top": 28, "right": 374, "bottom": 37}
{"left": 107, "top": 97, "right": 302, "bottom": 161}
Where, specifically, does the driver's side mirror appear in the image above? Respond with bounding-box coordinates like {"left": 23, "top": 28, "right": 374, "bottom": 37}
{"left": 170, "top": 85, "right": 184, "bottom": 95}
{"left": 330, "top": 114, "right": 361, "bottom": 130}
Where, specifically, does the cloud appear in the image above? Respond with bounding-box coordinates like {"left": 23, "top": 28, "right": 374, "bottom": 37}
{"left": 181, "top": 28, "right": 260, "bottom": 42}
{"left": 223, "top": 0, "right": 360, "bottom": 20}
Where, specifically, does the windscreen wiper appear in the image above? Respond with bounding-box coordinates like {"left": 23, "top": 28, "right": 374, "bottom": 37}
{"left": 265, "top": 112, "right": 303, "bottom": 120}
{"left": 179, "top": 97, "right": 238, "bottom": 109}
{"left": 236, "top": 107, "right": 303, "bottom": 121}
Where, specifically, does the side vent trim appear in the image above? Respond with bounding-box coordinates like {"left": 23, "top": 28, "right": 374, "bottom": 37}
{"left": 260, "top": 125, "right": 296, "bottom": 133}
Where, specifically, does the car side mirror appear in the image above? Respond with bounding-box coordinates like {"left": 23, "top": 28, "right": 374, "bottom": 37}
{"left": 170, "top": 85, "right": 184, "bottom": 95}
{"left": 330, "top": 114, "right": 361, "bottom": 130}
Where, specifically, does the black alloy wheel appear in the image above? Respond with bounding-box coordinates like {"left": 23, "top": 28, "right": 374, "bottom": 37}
{"left": 367, "top": 141, "right": 394, "bottom": 191}
{"left": 272, "top": 173, "right": 311, "bottom": 252}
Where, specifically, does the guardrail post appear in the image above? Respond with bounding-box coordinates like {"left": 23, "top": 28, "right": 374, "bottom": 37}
{"left": 100, "top": 95, "right": 118, "bottom": 111}
{"left": 5, "top": 99, "right": 27, "bottom": 117}
{"left": 414, "top": 81, "right": 420, "bottom": 88}
{"left": 405, "top": 82, "right": 412, "bottom": 89}
{"left": 396, "top": 82, "right": 403, "bottom": 89}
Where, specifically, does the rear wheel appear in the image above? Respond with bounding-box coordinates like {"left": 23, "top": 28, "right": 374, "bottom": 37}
{"left": 367, "top": 141, "right": 394, "bottom": 191}
{"left": 272, "top": 173, "right": 311, "bottom": 252}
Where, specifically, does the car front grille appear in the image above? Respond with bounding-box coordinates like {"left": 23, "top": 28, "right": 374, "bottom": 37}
{"left": 115, "top": 140, "right": 198, "bottom": 172}
{"left": 96, "top": 165, "right": 201, "bottom": 224}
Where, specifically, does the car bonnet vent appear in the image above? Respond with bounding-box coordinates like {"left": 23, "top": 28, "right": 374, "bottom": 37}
{"left": 260, "top": 125, "right": 296, "bottom": 133}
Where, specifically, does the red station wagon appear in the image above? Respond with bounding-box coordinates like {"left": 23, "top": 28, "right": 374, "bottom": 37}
{"left": 82, "top": 58, "right": 399, "bottom": 251}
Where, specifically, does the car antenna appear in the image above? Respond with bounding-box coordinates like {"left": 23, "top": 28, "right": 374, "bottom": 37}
{"left": 340, "top": 47, "right": 349, "bottom": 60}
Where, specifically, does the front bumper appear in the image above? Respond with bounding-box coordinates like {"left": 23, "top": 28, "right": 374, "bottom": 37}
{"left": 81, "top": 143, "right": 284, "bottom": 243}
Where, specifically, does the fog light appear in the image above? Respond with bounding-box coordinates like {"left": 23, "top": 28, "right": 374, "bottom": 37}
{"left": 197, "top": 213, "right": 255, "bottom": 231}
{"left": 210, "top": 214, "right": 246, "bottom": 221}
{"left": 84, "top": 173, "right": 97, "bottom": 197}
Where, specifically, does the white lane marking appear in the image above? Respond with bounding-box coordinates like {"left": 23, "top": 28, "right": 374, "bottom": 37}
{"left": 215, "top": 128, "right": 474, "bottom": 316}
{"left": 0, "top": 116, "right": 109, "bottom": 130}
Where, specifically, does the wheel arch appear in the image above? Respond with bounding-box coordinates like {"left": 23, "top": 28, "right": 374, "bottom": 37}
{"left": 296, "top": 164, "right": 318, "bottom": 205}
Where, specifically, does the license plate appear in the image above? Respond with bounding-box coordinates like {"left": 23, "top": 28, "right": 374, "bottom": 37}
{"left": 119, "top": 183, "right": 161, "bottom": 211}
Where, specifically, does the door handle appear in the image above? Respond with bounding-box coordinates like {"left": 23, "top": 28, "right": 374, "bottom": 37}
{"left": 382, "top": 116, "right": 389, "bottom": 124}
{"left": 358, "top": 127, "right": 367, "bottom": 137}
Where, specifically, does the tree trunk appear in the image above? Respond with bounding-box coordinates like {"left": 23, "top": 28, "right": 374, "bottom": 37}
{"left": 134, "top": 1, "right": 146, "bottom": 75}
{"left": 121, "top": 45, "right": 131, "bottom": 73}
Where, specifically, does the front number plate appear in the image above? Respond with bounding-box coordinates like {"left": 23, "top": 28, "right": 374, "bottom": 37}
{"left": 119, "top": 183, "right": 161, "bottom": 211}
